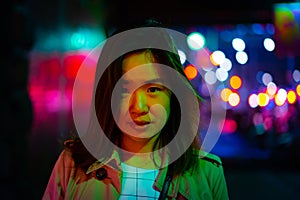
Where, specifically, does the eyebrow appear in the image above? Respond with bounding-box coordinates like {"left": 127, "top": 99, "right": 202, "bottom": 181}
{"left": 121, "top": 78, "right": 166, "bottom": 85}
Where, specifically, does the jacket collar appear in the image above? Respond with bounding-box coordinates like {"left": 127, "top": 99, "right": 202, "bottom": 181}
{"left": 86, "top": 150, "right": 122, "bottom": 174}
{"left": 85, "top": 150, "right": 188, "bottom": 199}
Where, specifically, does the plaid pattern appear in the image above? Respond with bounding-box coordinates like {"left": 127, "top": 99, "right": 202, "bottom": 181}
{"left": 119, "top": 163, "right": 160, "bottom": 200}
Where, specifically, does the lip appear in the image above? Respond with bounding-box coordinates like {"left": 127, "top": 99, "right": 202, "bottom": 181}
{"left": 133, "top": 120, "right": 150, "bottom": 126}
{"left": 127, "top": 121, "right": 151, "bottom": 131}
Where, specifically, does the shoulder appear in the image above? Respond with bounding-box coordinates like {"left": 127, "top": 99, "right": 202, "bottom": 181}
{"left": 54, "top": 148, "right": 76, "bottom": 168}
{"left": 198, "top": 150, "right": 222, "bottom": 168}
{"left": 188, "top": 150, "right": 226, "bottom": 182}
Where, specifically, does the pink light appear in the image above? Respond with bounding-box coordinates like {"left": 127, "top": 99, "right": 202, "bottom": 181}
{"left": 220, "top": 119, "right": 237, "bottom": 134}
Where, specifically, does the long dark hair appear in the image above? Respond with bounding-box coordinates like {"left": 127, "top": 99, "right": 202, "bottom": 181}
{"left": 66, "top": 19, "right": 202, "bottom": 175}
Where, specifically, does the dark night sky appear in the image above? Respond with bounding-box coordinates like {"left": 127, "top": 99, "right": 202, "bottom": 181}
{"left": 27, "top": 0, "right": 296, "bottom": 31}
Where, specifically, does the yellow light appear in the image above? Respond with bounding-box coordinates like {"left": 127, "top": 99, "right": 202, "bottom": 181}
{"left": 184, "top": 65, "right": 198, "bottom": 80}
{"left": 287, "top": 90, "right": 296, "bottom": 104}
{"left": 220, "top": 88, "right": 232, "bottom": 102}
{"left": 257, "top": 93, "right": 269, "bottom": 107}
{"left": 228, "top": 92, "right": 240, "bottom": 107}
{"left": 230, "top": 75, "right": 242, "bottom": 89}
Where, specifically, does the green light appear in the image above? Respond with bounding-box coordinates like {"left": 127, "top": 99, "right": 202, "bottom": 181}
{"left": 71, "top": 33, "right": 85, "bottom": 49}
{"left": 187, "top": 32, "right": 206, "bottom": 50}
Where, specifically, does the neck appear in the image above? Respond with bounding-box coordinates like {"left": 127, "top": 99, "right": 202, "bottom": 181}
{"left": 120, "top": 133, "right": 161, "bottom": 169}
{"left": 121, "top": 133, "right": 159, "bottom": 153}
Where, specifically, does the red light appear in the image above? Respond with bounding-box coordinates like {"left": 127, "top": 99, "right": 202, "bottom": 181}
{"left": 63, "top": 54, "right": 87, "bottom": 79}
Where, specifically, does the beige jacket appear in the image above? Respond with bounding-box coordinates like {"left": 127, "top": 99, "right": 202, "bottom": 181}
{"left": 43, "top": 149, "right": 229, "bottom": 200}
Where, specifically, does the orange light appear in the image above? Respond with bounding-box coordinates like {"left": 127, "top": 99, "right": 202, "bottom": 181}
{"left": 230, "top": 75, "right": 242, "bottom": 89}
{"left": 297, "top": 84, "right": 300, "bottom": 96}
{"left": 184, "top": 65, "right": 198, "bottom": 80}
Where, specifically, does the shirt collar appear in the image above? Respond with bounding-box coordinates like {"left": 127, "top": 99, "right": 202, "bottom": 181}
{"left": 85, "top": 149, "right": 184, "bottom": 198}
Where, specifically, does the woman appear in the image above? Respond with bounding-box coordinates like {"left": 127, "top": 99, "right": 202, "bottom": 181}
{"left": 43, "top": 19, "right": 229, "bottom": 200}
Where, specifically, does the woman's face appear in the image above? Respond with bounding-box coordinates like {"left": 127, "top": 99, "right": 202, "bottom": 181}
{"left": 116, "top": 51, "right": 171, "bottom": 142}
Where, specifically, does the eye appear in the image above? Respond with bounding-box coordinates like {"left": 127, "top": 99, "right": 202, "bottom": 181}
{"left": 147, "top": 86, "right": 162, "bottom": 93}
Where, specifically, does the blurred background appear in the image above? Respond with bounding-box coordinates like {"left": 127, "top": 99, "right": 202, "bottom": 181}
{"left": 2, "top": 0, "right": 300, "bottom": 199}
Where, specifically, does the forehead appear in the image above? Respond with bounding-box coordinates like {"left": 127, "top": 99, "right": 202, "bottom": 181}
{"left": 122, "top": 51, "right": 164, "bottom": 83}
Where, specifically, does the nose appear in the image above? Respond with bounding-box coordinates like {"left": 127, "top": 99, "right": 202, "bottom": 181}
{"left": 129, "top": 89, "right": 149, "bottom": 116}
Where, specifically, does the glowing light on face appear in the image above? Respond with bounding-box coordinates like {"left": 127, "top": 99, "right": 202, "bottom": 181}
{"left": 117, "top": 52, "right": 171, "bottom": 140}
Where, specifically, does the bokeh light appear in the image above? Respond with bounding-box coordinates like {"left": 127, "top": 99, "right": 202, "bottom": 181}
{"left": 267, "top": 82, "right": 277, "bottom": 96}
{"left": 263, "top": 38, "right": 275, "bottom": 52}
{"left": 287, "top": 90, "right": 297, "bottom": 104}
{"left": 71, "top": 33, "right": 85, "bottom": 49}
{"left": 184, "top": 65, "right": 198, "bottom": 80}
{"left": 232, "top": 38, "right": 246, "bottom": 51}
{"left": 221, "top": 119, "right": 237, "bottom": 134}
{"left": 210, "top": 50, "right": 226, "bottom": 66}
{"left": 235, "top": 51, "right": 248, "bottom": 64}
{"left": 216, "top": 68, "right": 229, "bottom": 82}
{"left": 230, "top": 75, "right": 242, "bottom": 89}
{"left": 220, "top": 88, "right": 233, "bottom": 102}
{"left": 252, "top": 23, "right": 265, "bottom": 35}
{"left": 274, "top": 88, "right": 287, "bottom": 106}
{"left": 219, "top": 58, "right": 232, "bottom": 71}
{"left": 228, "top": 92, "right": 240, "bottom": 106}
{"left": 292, "top": 69, "right": 300, "bottom": 82}
{"left": 204, "top": 70, "right": 217, "bottom": 85}
{"left": 262, "top": 72, "right": 273, "bottom": 86}
{"left": 248, "top": 93, "right": 258, "bottom": 108}
{"left": 297, "top": 84, "right": 300, "bottom": 96}
{"left": 187, "top": 32, "right": 206, "bottom": 50}
{"left": 257, "top": 92, "right": 270, "bottom": 107}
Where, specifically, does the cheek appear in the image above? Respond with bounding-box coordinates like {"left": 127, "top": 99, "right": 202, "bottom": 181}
{"left": 150, "top": 95, "right": 171, "bottom": 118}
